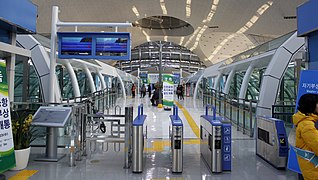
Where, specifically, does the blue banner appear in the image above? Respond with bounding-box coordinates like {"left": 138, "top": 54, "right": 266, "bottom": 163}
{"left": 0, "top": 0, "right": 37, "bottom": 33}
{"left": 297, "top": 0, "right": 318, "bottom": 36}
{"left": 288, "top": 70, "right": 318, "bottom": 173}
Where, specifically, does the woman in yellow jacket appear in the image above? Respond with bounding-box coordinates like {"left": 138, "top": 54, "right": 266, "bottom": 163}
{"left": 293, "top": 93, "right": 318, "bottom": 180}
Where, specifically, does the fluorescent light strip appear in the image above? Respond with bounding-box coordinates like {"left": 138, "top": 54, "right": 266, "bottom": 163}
{"left": 179, "top": 36, "right": 185, "bottom": 45}
{"left": 186, "top": 0, "right": 191, "bottom": 18}
{"left": 202, "top": 0, "right": 219, "bottom": 23}
{"left": 208, "top": 1, "right": 273, "bottom": 62}
{"left": 142, "top": 30, "right": 151, "bottom": 42}
{"left": 190, "top": 25, "right": 208, "bottom": 50}
{"left": 160, "top": 0, "right": 168, "bottom": 15}
{"left": 164, "top": 36, "right": 168, "bottom": 41}
{"left": 184, "top": 27, "right": 201, "bottom": 47}
{"left": 132, "top": 6, "right": 140, "bottom": 18}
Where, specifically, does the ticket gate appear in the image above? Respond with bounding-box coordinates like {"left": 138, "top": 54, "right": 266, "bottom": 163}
{"left": 200, "top": 105, "right": 232, "bottom": 173}
{"left": 256, "top": 116, "right": 288, "bottom": 169}
{"left": 169, "top": 105, "right": 183, "bottom": 173}
{"left": 132, "top": 104, "right": 147, "bottom": 173}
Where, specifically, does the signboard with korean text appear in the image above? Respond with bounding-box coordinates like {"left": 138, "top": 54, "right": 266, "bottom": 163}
{"left": 287, "top": 70, "right": 318, "bottom": 173}
{"left": 163, "top": 74, "right": 174, "bottom": 106}
{"left": 0, "top": 60, "right": 15, "bottom": 173}
{"left": 139, "top": 73, "right": 148, "bottom": 84}
{"left": 58, "top": 32, "right": 131, "bottom": 60}
{"left": 148, "top": 74, "right": 159, "bottom": 84}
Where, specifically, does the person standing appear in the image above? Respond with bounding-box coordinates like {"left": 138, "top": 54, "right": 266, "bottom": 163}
{"left": 292, "top": 93, "right": 318, "bottom": 180}
{"left": 181, "top": 84, "right": 185, "bottom": 100}
{"left": 131, "top": 84, "right": 136, "bottom": 98}
{"left": 141, "top": 84, "right": 146, "bottom": 98}
{"left": 176, "top": 85, "right": 182, "bottom": 100}
{"left": 148, "top": 84, "right": 152, "bottom": 98}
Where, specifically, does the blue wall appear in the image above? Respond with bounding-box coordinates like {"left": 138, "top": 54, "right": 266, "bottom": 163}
{"left": 308, "top": 31, "right": 318, "bottom": 69}
{"left": 0, "top": 0, "right": 37, "bottom": 33}
{"left": 297, "top": 0, "right": 318, "bottom": 36}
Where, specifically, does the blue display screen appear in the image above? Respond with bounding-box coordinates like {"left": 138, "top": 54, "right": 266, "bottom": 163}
{"left": 61, "top": 37, "right": 92, "bottom": 56}
{"left": 58, "top": 32, "right": 131, "bottom": 60}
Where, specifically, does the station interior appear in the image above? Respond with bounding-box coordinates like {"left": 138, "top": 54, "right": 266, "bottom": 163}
{"left": 0, "top": 0, "right": 317, "bottom": 180}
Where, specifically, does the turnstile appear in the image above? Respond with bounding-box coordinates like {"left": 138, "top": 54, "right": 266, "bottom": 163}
{"left": 132, "top": 104, "right": 147, "bottom": 173}
{"left": 256, "top": 116, "right": 288, "bottom": 169}
{"left": 169, "top": 105, "right": 183, "bottom": 173}
{"left": 200, "top": 105, "right": 231, "bottom": 173}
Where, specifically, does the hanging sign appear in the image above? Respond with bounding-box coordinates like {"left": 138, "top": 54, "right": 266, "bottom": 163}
{"left": 163, "top": 74, "right": 174, "bottom": 106}
{"left": 0, "top": 60, "right": 15, "bottom": 173}
{"left": 139, "top": 73, "right": 148, "bottom": 84}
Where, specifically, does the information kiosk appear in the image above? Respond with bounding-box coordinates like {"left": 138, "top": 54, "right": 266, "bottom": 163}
{"left": 32, "top": 106, "right": 72, "bottom": 161}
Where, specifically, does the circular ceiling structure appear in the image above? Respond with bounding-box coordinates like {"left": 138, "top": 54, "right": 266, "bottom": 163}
{"left": 134, "top": 16, "right": 194, "bottom": 36}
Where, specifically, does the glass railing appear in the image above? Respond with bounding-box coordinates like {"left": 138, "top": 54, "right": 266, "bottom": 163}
{"left": 203, "top": 89, "right": 257, "bottom": 137}
{"left": 223, "top": 31, "right": 295, "bottom": 65}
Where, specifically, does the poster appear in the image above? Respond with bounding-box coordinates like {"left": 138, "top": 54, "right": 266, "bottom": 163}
{"left": 139, "top": 73, "right": 148, "bottom": 84}
{"left": 0, "top": 60, "right": 15, "bottom": 173}
{"left": 163, "top": 74, "right": 174, "bottom": 106}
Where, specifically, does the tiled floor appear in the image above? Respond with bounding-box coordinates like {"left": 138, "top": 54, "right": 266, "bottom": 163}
{"left": 4, "top": 96, "right": 298, "bottom": 180}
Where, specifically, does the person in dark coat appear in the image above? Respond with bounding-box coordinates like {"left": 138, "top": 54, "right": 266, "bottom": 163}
{"left": 151, "top": 87, "right": 159, "bottom": 106}
{"left": 148, "top": 84, "right": 152, "bottom": 98}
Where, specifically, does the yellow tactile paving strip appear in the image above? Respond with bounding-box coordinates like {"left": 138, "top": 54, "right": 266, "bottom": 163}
{"left": 145, "top": 139, "right": 200, "bottom": 152}
{"left": 174, "top": 101, "right": 200, "bottom": 138}
{"left": 9, "top": 170, "right": 38, "bottom": 180}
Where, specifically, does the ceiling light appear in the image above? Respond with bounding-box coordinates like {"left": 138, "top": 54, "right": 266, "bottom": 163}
{"left": 186, "top": 0, "right": 191, "bottom": 18}
{"left": 160, "top": 0, "right": 168, "bottom": 15}
{"left": 179, "top": 37, "right": 185, "bottom": 45}
{"left": 132, "top": 6, "right": 140, "bottom": 18}
{"left": 164, "top": 36, "right": 168, "bottom": 41}
{"left": 207, "top": 0, "right": 273, "bottom": 64}
{"left": 142, "top": 30, "right": 151, "bottom": 42}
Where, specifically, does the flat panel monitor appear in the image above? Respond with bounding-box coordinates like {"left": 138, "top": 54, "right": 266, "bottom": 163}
{"left": 31, "top": 106, "right": 72, "bottom": 127}
{"left": 58, "top": 32, "right": 131, "bottom": 60}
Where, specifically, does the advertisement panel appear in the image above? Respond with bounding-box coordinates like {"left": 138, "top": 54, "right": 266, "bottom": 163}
{"left": 0, "top": 60, "right": 15, "bottom": 173}
{"left": 163, "top": 74, "right": 174, "bottom": 107}
{"left": 287, "top": 70, "right": 318, "bottom": 173}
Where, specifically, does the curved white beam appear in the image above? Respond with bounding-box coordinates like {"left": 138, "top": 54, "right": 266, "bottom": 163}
{"left": 83, "top": 65, "right": 96, "bottom": 93}
{"left": 239, "top": 64, "right": 254, "bottom": 99}
{"left": 223, "top": 69, "right": 235, "bottom": 94}
{"left": 213, "top": 73, "right": 222, "bottom": 90}
{"left": 193, "top": 74, "right": 204, "bottom": 100}
{"left": 97, "top": 71, "right": 106, "bottom": 89}
{"left": 65, "top": 61, "right": 81, "bottom": 97}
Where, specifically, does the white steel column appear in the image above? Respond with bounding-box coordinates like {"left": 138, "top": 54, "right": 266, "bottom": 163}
{"left": 223, "top": 69, "right": 235, "bottom": 94}
{"left": 239, "top": 64, "right": 254, "bottom": 99}
{"left": 97, "top": 71, "right": 106, "bottom": 89}
{"left": 83, "top": 65, "right": 96, "bottom": 93}
{"left": 65, "top": 61, "right": 80, "bottom": 97}
{"left": 7, "top": 32, "right": 16, "bottom": 102}
{"left": 213, "top": 73, "right": 222, "bottom": 90}
{"left": 49, "top": 6, "right": 59, "bottom": 103}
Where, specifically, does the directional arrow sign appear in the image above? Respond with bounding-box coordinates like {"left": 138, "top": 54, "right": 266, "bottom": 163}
{"left": 224, "top": 127, "right": 230, "bottom": 134}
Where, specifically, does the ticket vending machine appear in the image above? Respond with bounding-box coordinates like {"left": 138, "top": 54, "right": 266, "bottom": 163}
{"left": 256, "top": 116, "right": 288, "bottom": 169}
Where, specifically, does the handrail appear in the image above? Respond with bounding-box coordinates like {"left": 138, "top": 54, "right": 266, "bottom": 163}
{"left": 202, "top": 88, "right": 256, "bottom": 137}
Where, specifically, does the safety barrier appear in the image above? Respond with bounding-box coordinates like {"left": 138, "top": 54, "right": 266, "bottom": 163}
{"left": 132, "top": 104, "right": 147, "bottom": 173}
{"left": 200, "top": 104, "right": 232, "bottom": 173}
{"left": 203, "top": 89, "right": 255, "bottom": 137}
{"left": 169, "top": 105, "right": 183, "bottom": 173}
